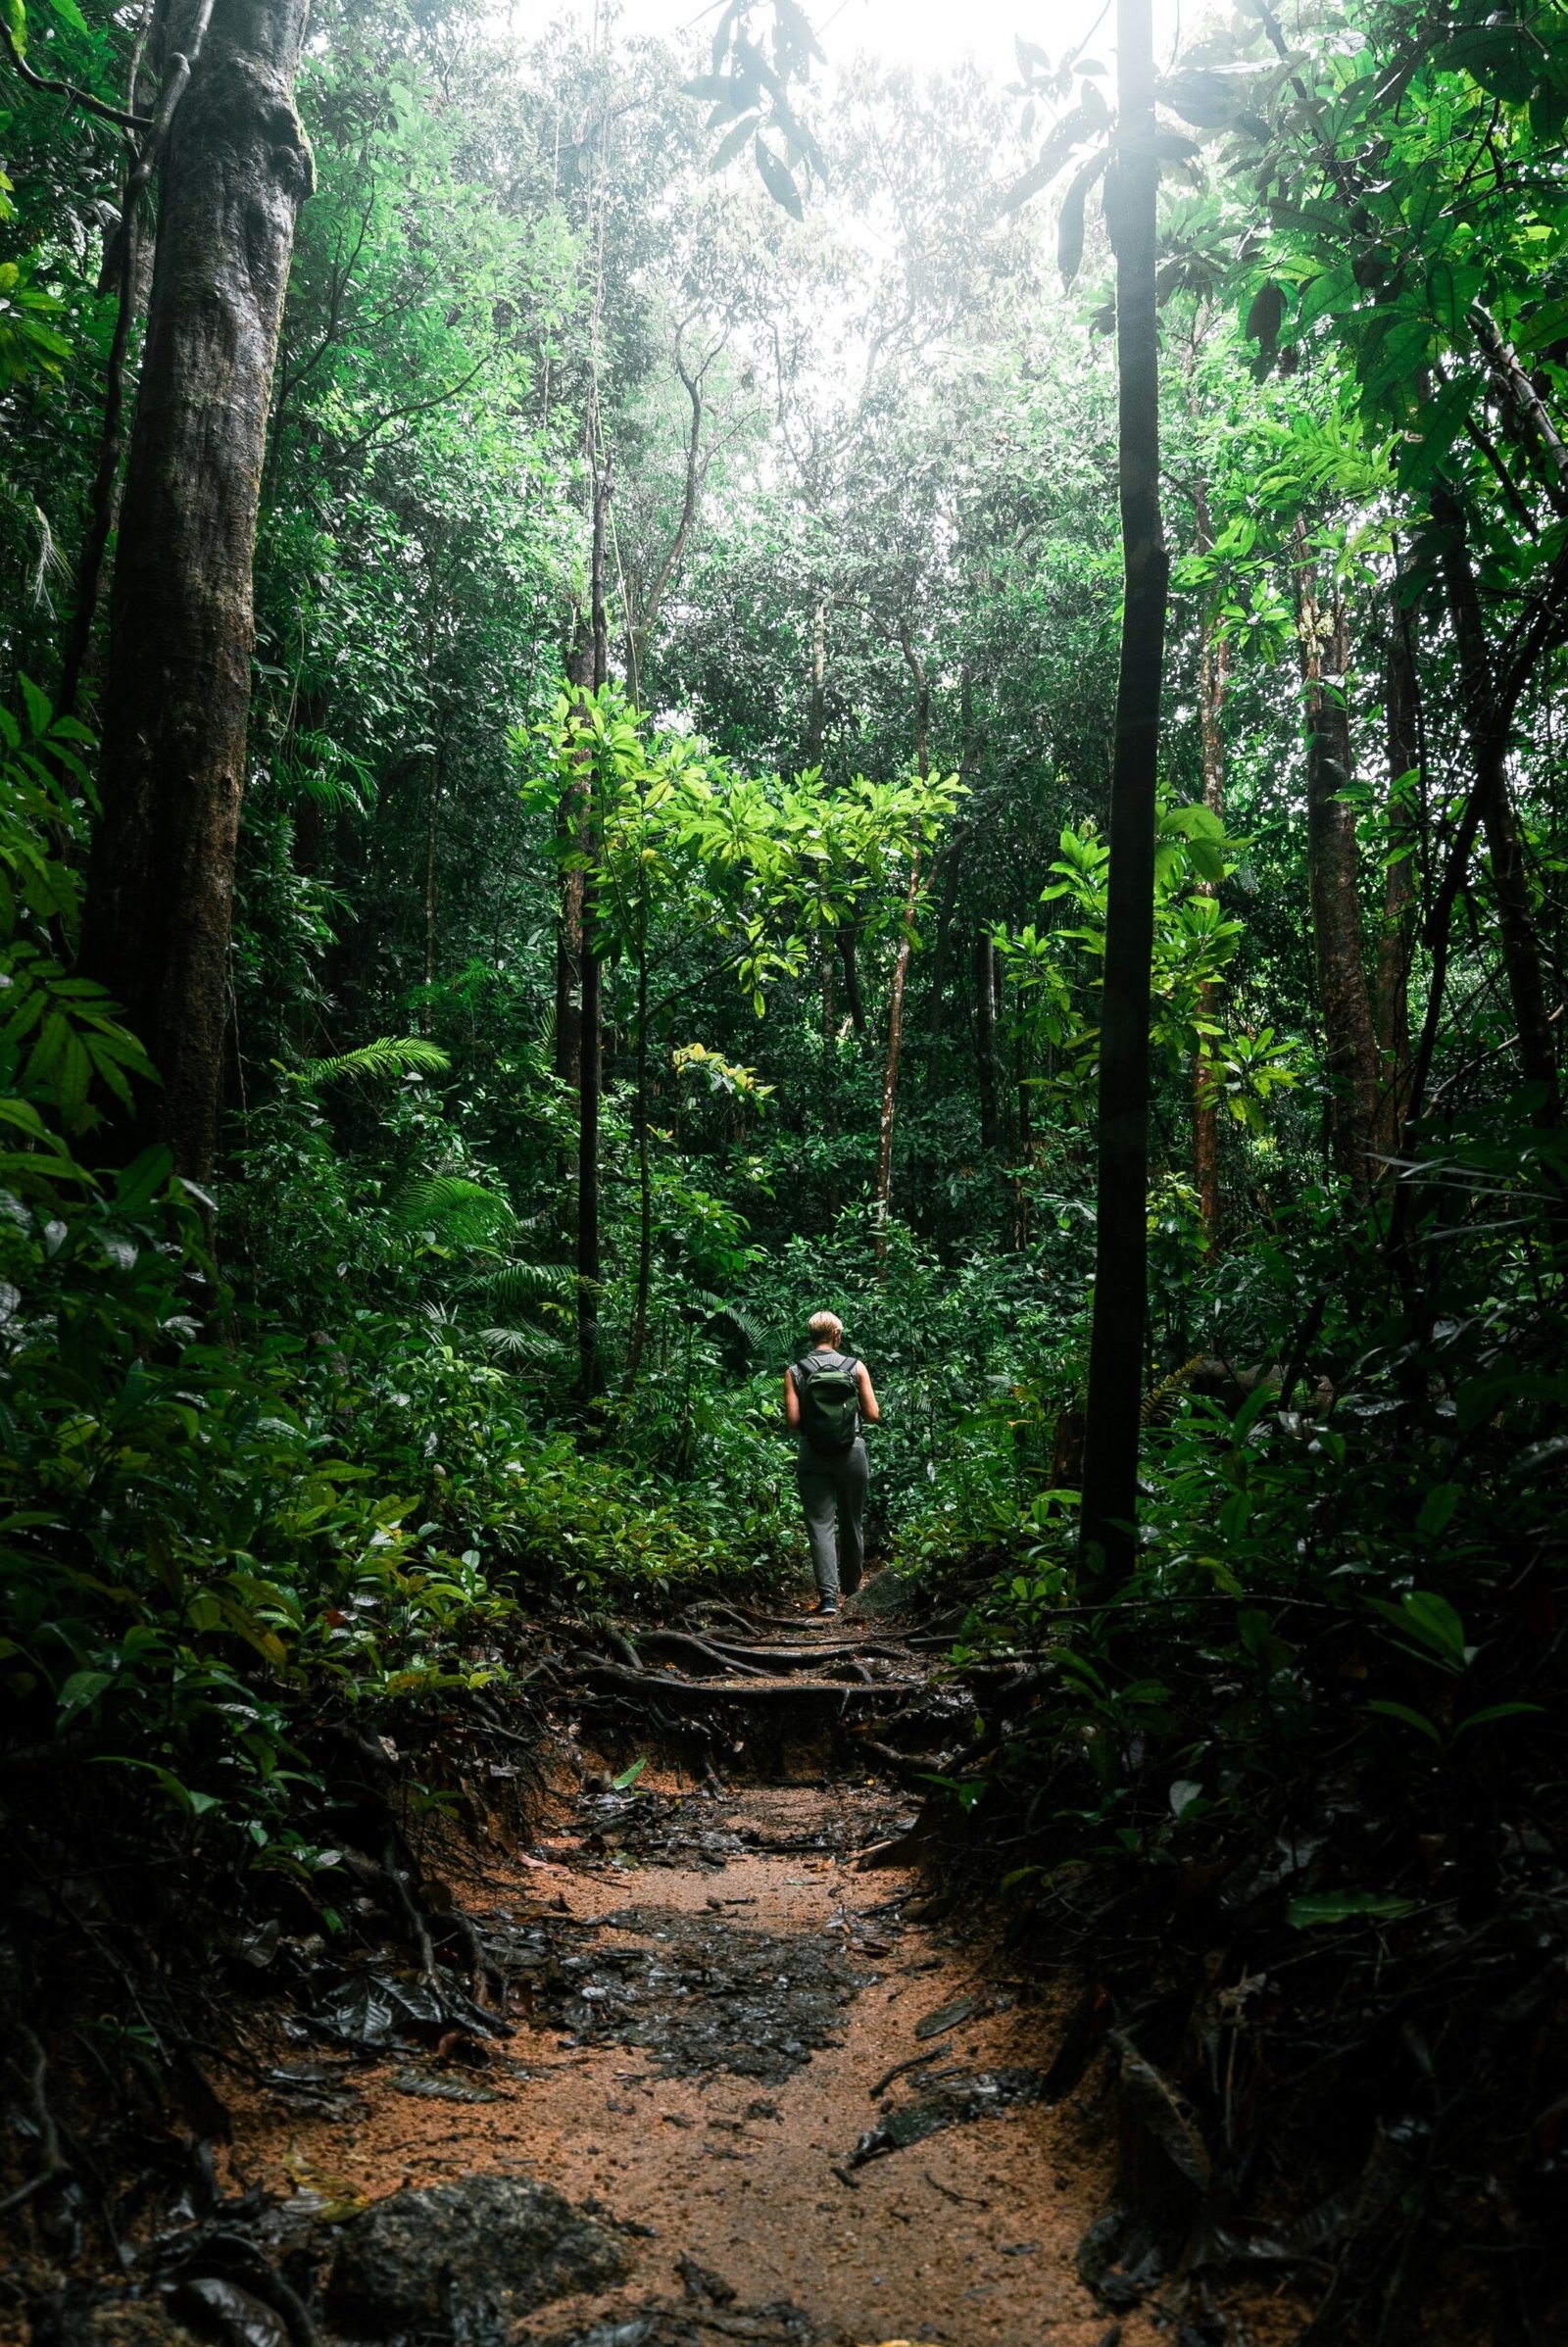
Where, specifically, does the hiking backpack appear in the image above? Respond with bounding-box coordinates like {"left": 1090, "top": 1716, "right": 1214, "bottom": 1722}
{"left": 796, "top": 1353, "right": 860, "bottom": 1452}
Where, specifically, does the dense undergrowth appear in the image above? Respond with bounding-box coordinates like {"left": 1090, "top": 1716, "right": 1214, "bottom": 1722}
{"left": 915, "top": 1157, "right": 1568, "bottom": 2340}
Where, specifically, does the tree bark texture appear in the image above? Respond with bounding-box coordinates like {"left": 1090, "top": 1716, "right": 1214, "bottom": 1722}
{"left": 1298, "top": 586, "right": 1381, "bottom": 1196}
{"left": 1078, "top": 0, "right": 1168, "bottom": 1576}
{"left": 80, "top": 0, "right": 314, "bottom": 1183}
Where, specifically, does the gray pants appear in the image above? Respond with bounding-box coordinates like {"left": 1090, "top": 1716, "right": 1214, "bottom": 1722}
{"left": 797, "top": 1438, "right": 868, "bottom": 1604}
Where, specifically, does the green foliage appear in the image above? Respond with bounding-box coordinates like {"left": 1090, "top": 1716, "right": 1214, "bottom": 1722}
{"left": 997, "top": 800, "right": 1298, "bottom": 1136}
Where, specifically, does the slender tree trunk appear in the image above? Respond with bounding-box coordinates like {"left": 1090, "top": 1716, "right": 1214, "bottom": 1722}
{"left": 874, "top": 622, "right": 929, "bottom": 1239}
{"left": 926, "top": 841, "right": 961, "bottom": 1063}
{"left": 1435, "top": 491, "right": 1561, "bottom": 1125}
{"left": 1011, "top": 1023, "right": 1033, "bottom": 1247}
{"left": 79, "top": 0, "right": 314, "bottom": 1182}
{"left": 806, "top": 588, "right": 840, "bottom": 1160}
{"left": 555, "top": 617, "right": 592, "bottom": 1089}
{"left": 623, "top": 904, "right": 652, "bottom": 1391}
{"left": 58, "top": 0, "right": 172, "bottom": 716}
{"left": 837, "top": 928, "right": 867, "bottom": 1036}
{"left": 807, "top": 591, "right": 827, "bottom": 767}
{"left": 1078, "top": 0, "right": 1168, "bottom": 1573}
{"left": 1191, "top": 477, "right": 1228, "bottom": 1251}
{"left": 576, "top": 454, "right": 610, "bottom": 1397}
{"left": 1376, "top": 590, "right": 1419, "bottom": 1160}
{"left": 421, "top": 734, "right": 444, "bottom": 1020}
{"left": 975, "top": 927, "right": 999, "bottom": 1149}
{"left": 1297, "top": 571, "right": 1380, "bottom": 1195}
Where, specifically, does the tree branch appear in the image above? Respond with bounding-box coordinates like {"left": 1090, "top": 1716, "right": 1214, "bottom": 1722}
{"left": 1, "top": 21, "right": 151, "bottom": 130}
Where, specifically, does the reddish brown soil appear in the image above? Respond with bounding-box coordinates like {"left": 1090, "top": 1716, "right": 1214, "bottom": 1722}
{"left": 221, "top": 1777, "right": 1177, "bottom": 2347}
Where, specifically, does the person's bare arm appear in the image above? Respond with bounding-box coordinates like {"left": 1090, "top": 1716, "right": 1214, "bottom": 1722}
{"left": 856, "top": 1364, "right": 881, "bottom": 1424}
{"left": 783, "top": 1369, "right": 801, "bottom": 1430}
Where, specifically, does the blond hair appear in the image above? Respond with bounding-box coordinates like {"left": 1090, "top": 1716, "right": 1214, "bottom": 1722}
{"left": 807, "top": 1310, "right": 844, "bottom": 1344}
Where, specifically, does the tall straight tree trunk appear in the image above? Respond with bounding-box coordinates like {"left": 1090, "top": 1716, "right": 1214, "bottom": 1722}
{"left": 622, "top": 901, "right": 652, "bottom": 1391}
{"left": 1434, "top": 491, "right": 1561, "bottom": 1126}
{"left": 555, "top": 618, "right": 592, "bottom": 1088}
{"left": 1078, "top": 0, "right": 1168, "bottom": 1574}
{"left": 421, "top": 730, "right": 446, "bottom": 1020}
{"left": 807, "top": 592, "right": 827, "bottom": 767}
{"left": 837, "top": 928, "right": 867, "bottom": 1036}
{"left": 1296, "top": 563, "right": 1380, "bottom": 1195}
{"left": 1376, "top": 590, "right": 1420, "bottom": 1160}
{"left": 975, "top": 927, "right": 999, "bottom": 1149}
{"left": 927, "top": 662, "right": 972, "bottom": 1072}
{"left": 806, "top": 589, "right": 840, "bottom": 1155}
{"left": 874, "top": 623, "right": 929, "bottom": 1239}
{"left": 576, "top": 452, "right": 609, "bottom": 1398}
{"left": 58, "top": 0, "right": 175, "bottom": 717}
{"left": 925, "top": 841, "right": 962, "bottom": 1065}
{"left": 80, "top": 0, "right": 314, "bottom": 1182}
{"left": 1191, "top": 477, "right": 1228, "bottom": 1251}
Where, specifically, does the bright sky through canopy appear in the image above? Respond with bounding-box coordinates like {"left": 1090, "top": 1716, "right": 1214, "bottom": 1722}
{"left": 600, "top": 0, "right": 1186, "bottom": 86}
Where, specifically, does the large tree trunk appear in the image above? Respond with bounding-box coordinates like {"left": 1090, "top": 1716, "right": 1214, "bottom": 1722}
{"left": 1298, "top": 584, "right": 1381, "bottom": 1196}
{"left": 1375, "top": 591, "right": 1419, "bottom": 1161}
{"left": 80, "top": 0, "right": 314, "bottom": 1182}
{"left": 1078, "top": 0, "right": 1168, "bottom": 1575}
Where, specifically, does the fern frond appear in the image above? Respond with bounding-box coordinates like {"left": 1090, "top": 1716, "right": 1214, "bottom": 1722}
{"left": 282, "top": 729, "right": 371, "bottom": 813}
{"left": 487, "top": 1258, "right": 573, "bottom": 1311}
{"left": 482, "top": 1323, "right": 573, "bottom": 1366}
{"left": 706, "top": 1301, "right": 768, "bottom": 1358}
{"left": 298, "top": 1036, "right": 451, "bottom": 1086}
{"left": 393, "top": 1175, "right": 517, "bottom": 1244}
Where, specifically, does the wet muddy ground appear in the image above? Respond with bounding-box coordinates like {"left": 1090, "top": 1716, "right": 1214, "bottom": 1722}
{"left": 220, "top": 1772, "right": 1167, "bottom": 2347}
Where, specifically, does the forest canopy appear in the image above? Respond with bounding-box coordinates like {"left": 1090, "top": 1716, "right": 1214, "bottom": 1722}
{"left": 3, "top": 0, "right": 1568, "bottom": 2331}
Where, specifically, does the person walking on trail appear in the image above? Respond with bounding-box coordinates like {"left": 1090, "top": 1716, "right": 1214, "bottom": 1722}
{"left": 784, "top": 1311, "right": 881, "bottom": 1618}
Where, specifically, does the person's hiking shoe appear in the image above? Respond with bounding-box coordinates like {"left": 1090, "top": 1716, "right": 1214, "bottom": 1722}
{"left": 808, "top": 1601, "right": 840, "bottom": 1617}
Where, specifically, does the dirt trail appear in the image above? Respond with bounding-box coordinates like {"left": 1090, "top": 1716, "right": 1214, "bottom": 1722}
{"left": 220, "top": 1604, "right": 1164, "bottom": 2347}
